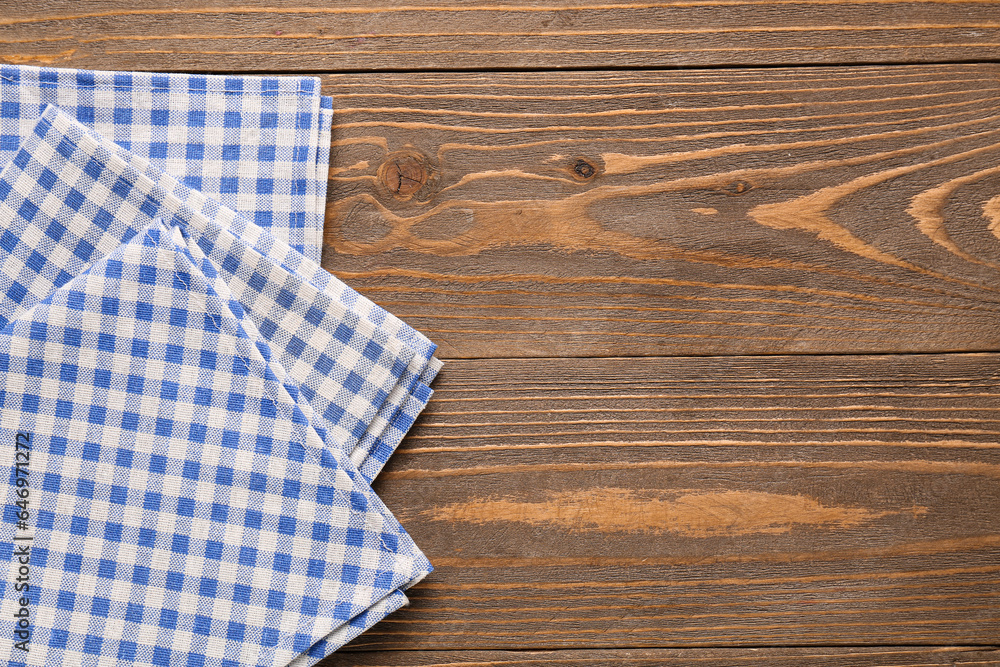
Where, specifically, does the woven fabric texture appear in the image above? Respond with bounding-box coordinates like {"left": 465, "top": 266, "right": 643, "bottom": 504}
{"left": 0, "top": 65, "right": 332, "bottom": 262}
{"left": 0, "top": 68, "right": 439, "bottom": 667}
{"left": 0, "top": 221, "right": 431, "bottom": 667}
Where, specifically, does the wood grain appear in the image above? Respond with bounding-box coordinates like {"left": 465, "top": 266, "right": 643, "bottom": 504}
{"left": 330, "top": 647, "right": 1000, "bottom": 667}
{"left": 319, "top": 64, "right": 1000, "bottom": 358}
{"left": 3, "top": 1, "right": 1000, "bottom": 71}
{"left": 8, "top": 9, "right": 1000, "bottom": 659}
{"left": 344, "top": 354, "right": 1000, "bottom": 649}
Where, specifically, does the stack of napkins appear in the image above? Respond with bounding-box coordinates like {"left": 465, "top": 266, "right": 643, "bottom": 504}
{"left": 0, "top": 66, "right": 440, "bottom": 666}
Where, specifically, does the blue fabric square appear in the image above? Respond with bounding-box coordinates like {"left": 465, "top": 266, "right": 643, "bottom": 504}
{"left": 118, "top": 641, "right": 137, "bottom": 661}
{"left": 97, "top": 559, "right": 116, "bottom": 579}
{"left": 153, "top": 647, "right": 172, "bottom": 667}
{"left": 233, "top": 583, "right": 251, "bottom": 604}
{"left": 193, "top": 615, "right": 212, "bottom": 636}
{"left": 165, "top": 572, "right": 185, "bottom": 593}
{"left": 227, "top": 622, "right": 245, "bottom": 642}
{"left": 177, "top": 497, "right": 195, "bottom": 516}
{"left": 103, "top": 522, "right": 123, "bottom": 542}
{"left": 150, "top": 108, "right": 170, "bottom": 126}
{"left": 238, "top": 546, "right": 257, "bottom": 566}
{"left": 91, "top": 597, "right": 110, "bottom": 617}
{"left": 199, "top": 577, "right": 218, "bottom": 597}
{"left": 49, "top": 629, "right": 68, "bottom": 649}
{"left": 76, "top": 478, "right": 94, "bottom": 498}
{"left": 125, "top": 603, "right": 144, "bottom": 623}
{"left": 273, "top": 552, "right": 291, "bottom": 573}
{"left": 63, "top": 553, "right": 82, "bottom": 573}
{"left": 204, "top": 540, "right": 224, "bottom": 561}
{"left": 132, "top": 564, "right": 150, "bottom": 585}
{"left": 56, "top": 591, "right": 75, "bottom": 611}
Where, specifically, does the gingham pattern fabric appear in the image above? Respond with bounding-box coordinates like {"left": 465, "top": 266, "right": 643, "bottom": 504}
{"left": 0, "top": 74, "right": 440, "bottom": 664}
{"left": 0, "top": 104, "right": 440, "bottom": 483}
{"left": 0, "top": 64, "right": 332, "bottom": 262}
{"left": 0, "top": 220, "right": 431, "bottom": 666}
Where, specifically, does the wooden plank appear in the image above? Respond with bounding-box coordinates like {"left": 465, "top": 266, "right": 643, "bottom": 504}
{"left": 331, "top": 647, "right": 1000, "bottom": 667}
{"left": 319, "top": 64, "right": 1000, "bottom": 358}
{"left": 350, "top": 354, "right": 1000, "bottom": 649}
{"left": 3, "top": 1, "right": 1000, "bottom": 71}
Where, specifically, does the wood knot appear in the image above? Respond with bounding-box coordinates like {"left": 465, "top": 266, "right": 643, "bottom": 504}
{"left": 572, "top": 158, "right": 598, "bottom": 181}
{"left": 378, "top": 151, "right": 431, "bottom": 201}
{"left": 724, "top": 180, "right": 753, "bottom": 195}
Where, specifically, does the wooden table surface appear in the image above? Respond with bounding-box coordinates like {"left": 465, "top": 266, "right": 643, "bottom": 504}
{"left": 5, "top": 2, "right": 1000, "bottom": 665}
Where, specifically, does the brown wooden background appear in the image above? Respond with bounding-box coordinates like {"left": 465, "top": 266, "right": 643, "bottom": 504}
{"left": 5, "top": 2, "right": 1000, "bottom": 665}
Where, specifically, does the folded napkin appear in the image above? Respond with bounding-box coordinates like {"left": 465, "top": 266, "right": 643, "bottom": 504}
{"left": 0, "top": 65, "right": 333, "bottom": 263}
{"left": 0, "top": 104, "right": 441, "bottom": 484}
{"left": 0, "top": 68, "right": 439, "bottom": 666}
{"left": 0, "top": 219, "right": 431, "bottom": 667}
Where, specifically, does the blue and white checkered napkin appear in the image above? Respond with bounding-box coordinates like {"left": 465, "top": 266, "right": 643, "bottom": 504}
{"left": 0, "top": 71, "right": 440, "bottom": 665}
{"left": 0, "top": 104, "right": 441, "bottom": 486}
{"left": 0, "top": 64, "right": 333, "bottom": 263}
{"left": 0, "top": 220, "right": 431, "bottom": 666}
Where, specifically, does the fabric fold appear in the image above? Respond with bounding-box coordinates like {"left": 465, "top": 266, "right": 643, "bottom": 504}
{"left": 0, "top": 64, "right": 331, "bottom": 262}
{"left": 0, "top": 105, "right": 440, "bottom": 481}
{"left": 0, "top": 68, "right": 440, "bottom": 665}
{"left": 0, "top": 220, "right": 430, "bottom": 666}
